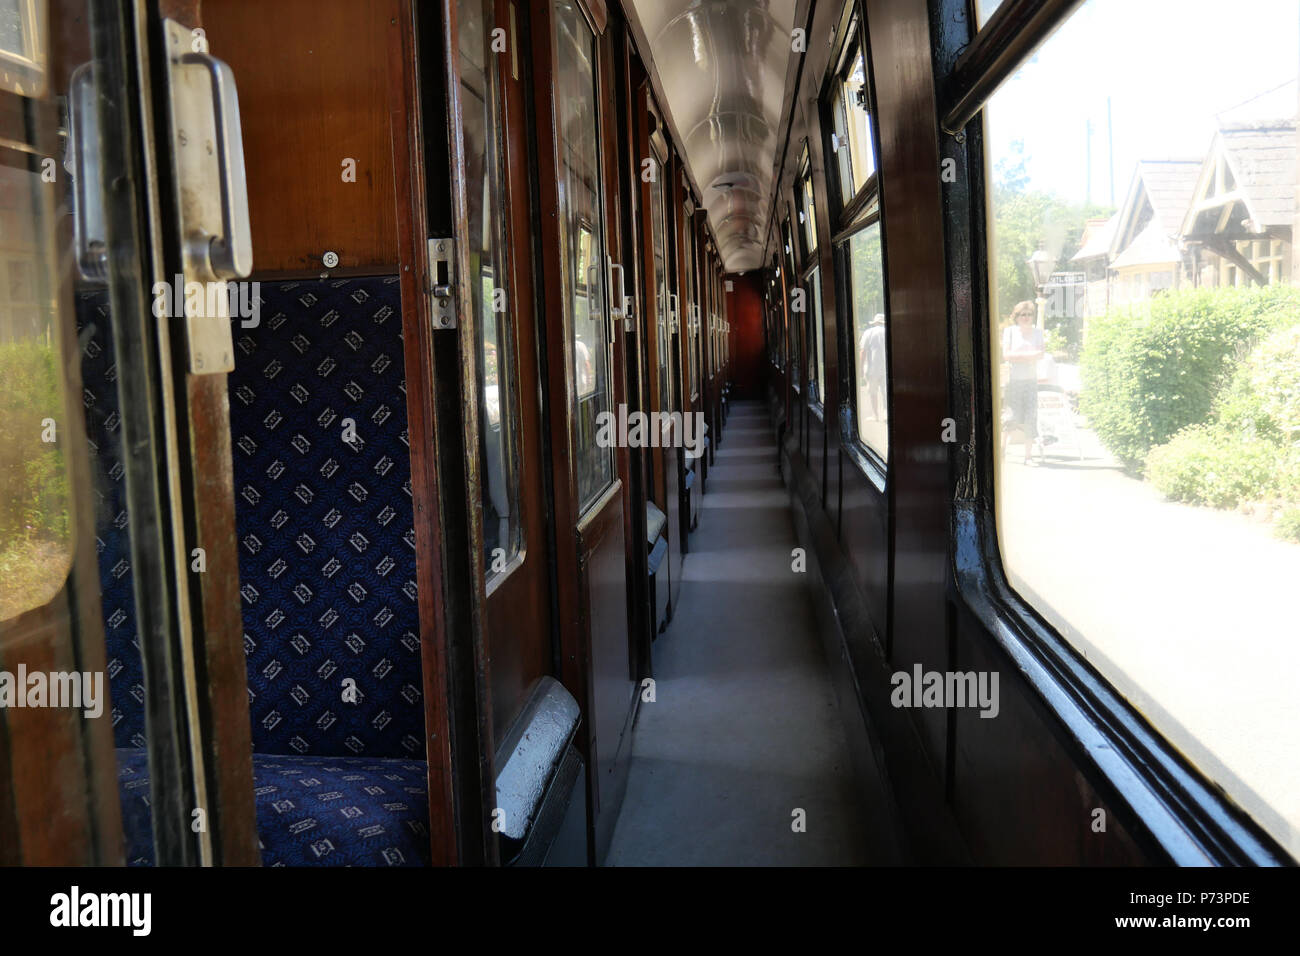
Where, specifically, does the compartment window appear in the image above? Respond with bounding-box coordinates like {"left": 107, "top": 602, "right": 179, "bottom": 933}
{"left": 459, "top": 0, "right": 523, "bottom": 576}
{"left": 554, "top": 0, "right": 614, "bottom": 513}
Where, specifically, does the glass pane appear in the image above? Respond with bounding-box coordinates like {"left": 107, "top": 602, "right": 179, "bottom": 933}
{"left": 843, "top": 47, "right": 875, "bottom": 194}
{"left": 1, "top": 0, "right": 160, "bottom": 864}
{"left": 0, "top": 0, "right": 46, "bottom": 96}
{"left": 783, "top": 218, "right": 800, "bottom": 389}
{"left": 459, "top": 0, "right": 523, "bottom": 576}
{"left": 847, "top": 223, "right": 887, "bottom": 457}
{"left": 0, "top": 166, "right": 73, "bottom": 620}
{"left": 986, "top": 0, "right": 1300, "bottom": 856}
{"left": 651, "top": 151, "right": 672, "bottom": 414}
{"left": 809, "top": 265, "right": 825, "bottom": 406}
{"left": 974, "top": 0, "right": 1005, "bottom": 29}
{"left": 833, "top": 87, "right": 852, "bottom": 204}
{"left": 554, "top": 0, "right": 613, "bottom": 512}
{"left": 683, "top": 206, "right": 698, "bottom": 394}
{"left": 800, "top": 171, "right": 818, "bottom": 256}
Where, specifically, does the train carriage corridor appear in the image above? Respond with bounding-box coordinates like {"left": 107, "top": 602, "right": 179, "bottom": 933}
{"left": 608, "top": 402, "right": 897, "bottom": 866}
{"left": 3, "top": 0, "right": 1299, "bottom": 900}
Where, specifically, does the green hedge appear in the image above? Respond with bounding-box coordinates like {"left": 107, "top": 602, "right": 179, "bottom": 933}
{"left": 0, "top": 340, "right": 70, "bottom": 545}
{"left": 1145, "top": 425, "right": 1295, "bottom": 509}
{"left": 1080, "top": 285, "right": 1300, "bottom": 469}
{"left": 1145, "top": 323, "right": 1300, "bottom": 533}
{"left": 1278, "top": 508, "right": 1300, "bottom": 543}
{"left": 1216, "top": 324, "right": 1300, "bottom": 445}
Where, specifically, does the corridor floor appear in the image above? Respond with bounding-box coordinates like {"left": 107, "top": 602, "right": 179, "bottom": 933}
{"left": 606, "top": 400, "right": 880, "bottom": 865}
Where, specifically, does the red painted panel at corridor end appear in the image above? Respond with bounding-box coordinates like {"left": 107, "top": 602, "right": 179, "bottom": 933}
{"left": 986, "top": 0, "right": 1300, "bottom": 857}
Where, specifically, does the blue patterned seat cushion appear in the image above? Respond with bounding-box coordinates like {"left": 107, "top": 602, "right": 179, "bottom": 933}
{"left": 85, "top": 276, "right": 429, "bottom": 865}
{"left": 77, "top": 291, "right": 147, "bottom": 750}
{"left": 230, "top": 277, "right": 424, "bottom": 759}
{"left": 81, "top": 278, "right": 426, "bottom": 761}
{"left": 118, "top": 748, "right": 430, "bottom": 866}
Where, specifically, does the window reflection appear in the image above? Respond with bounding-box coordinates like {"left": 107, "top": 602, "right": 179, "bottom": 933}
{"left": 833, "top": 39, "right": 876, "bottom": 205}
{"left": 650, "top": 148, "right": 673, "bottom": 416}
{"left": 459, "top": 0, "right": 522, "bottom": 574}
{"left": 0, "top": 163, "right": 73, "bottom": 621}
{"left": 808, "top": 265, "right": 825, "bottom": 407}
{"left": 798, "top": 151, "right": 818, "bottom": 257}
{"left": 847, "top": 222, "right": 887, "bottom": 457}
{"left": 554, "top": 0, "right": 613, "bottom": 512}
{"left": 0, "top": 0, "right": 47, "bottom": 96}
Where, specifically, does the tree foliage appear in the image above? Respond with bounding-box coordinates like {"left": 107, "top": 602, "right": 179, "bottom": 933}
{"left": 989, "top": 139, "right": 1111, "bottom": 324}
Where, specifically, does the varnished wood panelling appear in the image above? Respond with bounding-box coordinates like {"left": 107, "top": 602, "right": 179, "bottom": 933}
{"left": 864, "top": 0, "right": 950, "bottom": 766}
{"left": 204, "top": 0, "right": 401, "bottom": 274}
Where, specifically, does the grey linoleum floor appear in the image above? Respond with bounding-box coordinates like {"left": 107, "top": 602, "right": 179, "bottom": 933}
{"left": 606, "top": 400, "right": 889, "bottom": 866}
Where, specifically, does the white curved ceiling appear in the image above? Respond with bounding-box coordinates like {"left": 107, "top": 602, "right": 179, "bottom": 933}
{"left": 628, "top": 0, "right": 798, "bottom": 273}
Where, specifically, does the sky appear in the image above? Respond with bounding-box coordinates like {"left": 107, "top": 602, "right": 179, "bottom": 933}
{"left": 981, "top": 0, "right": 1300, "bottom": 209}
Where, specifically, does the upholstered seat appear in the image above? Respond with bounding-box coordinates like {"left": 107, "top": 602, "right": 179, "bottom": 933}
{"left": 117, "top": 748, "right": 430, "bottom": 866}
{"left": 83, "top": 277, "right": 429, "bottom": 866}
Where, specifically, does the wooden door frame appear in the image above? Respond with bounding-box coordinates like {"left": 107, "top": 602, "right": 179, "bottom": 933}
{"left": 610, "top": 15, "right": 654, "bottom": 685}
{"left": 530, "top": 0, "right": 636, "bottom": 865}
{"left": 392, "top": 0, "right": 502, "bottom": 867}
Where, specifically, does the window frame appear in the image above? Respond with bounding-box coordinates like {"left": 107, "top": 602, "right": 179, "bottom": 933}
{"left": 938, "top": 0, "right": 1292, "bottom": 865}
{"left": 802, "top": 258, "right": 825, "bottom": 415}
{"left": 781, "top": 211, "right": 801, "bottom": 394}
{"left": 551, "top": 0, "right": 615, "bottom": 516}
{"left": 458, "top": 0, "right": 526, "bottom": 589}
{"left": 822, "top": 4, "right": 888, "bottom": 483}
{"left": 796, "top": 143, "right": 818, "bottom": 265}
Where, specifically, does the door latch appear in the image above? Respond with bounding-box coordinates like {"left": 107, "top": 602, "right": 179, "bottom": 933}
{"left": 428, "top": 237, "right": 456, "bottom": 329}
{"left": 608, "top": 258, "right": 635, "bottom": 332}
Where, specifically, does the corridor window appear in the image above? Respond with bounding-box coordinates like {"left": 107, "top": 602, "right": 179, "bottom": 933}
{"left": 806, "top": 265, "right": 825, "bottom": 408}
{"left": 797, "top": 147, "right": 818, "bottom": 258}
{"left": 826, "top": 18, "right": 888, "bottom": 466}
{"left": 985, "top": 0, "right": 1300, "bottom": 858}
{"left": 783, "top": 215, "right": 801, "bottom": 391}
{"left": 845, "top": 220, "right": 886, "bottom": 458}
{"left": 831, "top": 36, "right": 875, "bottom": 205}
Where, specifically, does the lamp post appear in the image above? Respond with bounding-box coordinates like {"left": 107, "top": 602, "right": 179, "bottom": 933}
{"left": 1026, "top": 248, "right": 1054, "bottom": 329}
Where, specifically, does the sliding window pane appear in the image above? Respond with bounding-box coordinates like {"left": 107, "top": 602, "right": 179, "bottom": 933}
{"left": 847, "top": 223, "right": 887, "bottom": 457}
{"left": 553, "top": 0, "right": 613, "bottom": 512}
{"left": 460, "top": 0, "right": 522, "bottom": 575}
{"left": 799, "top": 170, "right": 818, "bottom": 257}
{"left": 808, "top": 266, "right": 825, "bottom": 407}
{"left": 650, "top": 150, "right": 673, "bottom": 414}
{"left": 843, "top": 47, "right": 875, "bottom": 193}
